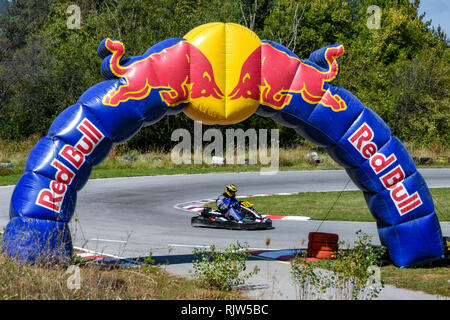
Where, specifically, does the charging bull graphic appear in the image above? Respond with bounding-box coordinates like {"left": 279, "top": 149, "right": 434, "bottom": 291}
{"left": 229, "top": 42, "right": 347, "bottom": 111}
{"left": 100, "top": 38, "right": 224, "bottom": 107}
{"left": 2, "top": 23, "right": 444, "bottom": 268}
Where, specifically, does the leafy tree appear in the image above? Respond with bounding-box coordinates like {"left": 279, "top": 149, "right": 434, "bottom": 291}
{"left": 0, "top": 0, "right": 448, "bottom": 148}
{"left": 0, "top": 0, "right": 52, "bottom": 51}
{"left": 261, "top": 0, "right": 352, "bottom": 56}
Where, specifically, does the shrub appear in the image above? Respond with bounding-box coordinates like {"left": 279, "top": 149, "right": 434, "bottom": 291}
{"left": 191, "top": 242, "right": 259, "bottom": 291}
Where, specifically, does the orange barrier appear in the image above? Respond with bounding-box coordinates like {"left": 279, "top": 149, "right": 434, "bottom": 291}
{"left": 307, "top": 232, "right": 339, "bottom": 259}
{"left": 308, "top": 232, "right": 339, "bottom": 243}
{"left": 308, "top": 241, "right": 339, "bottom": 252}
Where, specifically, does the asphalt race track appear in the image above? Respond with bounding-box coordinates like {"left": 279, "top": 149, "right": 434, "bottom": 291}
{"left": 1, "top": 169, "right": 448, "bottom": 260}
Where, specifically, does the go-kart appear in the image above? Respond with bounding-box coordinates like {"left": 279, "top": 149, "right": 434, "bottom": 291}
{"left": 191, "top": 201, "right": 272, "bottom": 230}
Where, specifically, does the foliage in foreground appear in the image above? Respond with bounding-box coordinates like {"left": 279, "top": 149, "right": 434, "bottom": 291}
{"left": 0, "top": 253, "right": 244, "bottom": 300}
{"left": 191, "top": 242, "right": 260, "bottom": 291}
{"left": 291, "top": 230, "right": 385, "bottom": 300}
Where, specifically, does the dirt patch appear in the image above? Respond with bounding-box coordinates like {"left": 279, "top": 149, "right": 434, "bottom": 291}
{"left": 421, "top": 273, "right": 443, "bottom": 280}
{"left": 383, "top": 276, "right": 400, "bottom": 281}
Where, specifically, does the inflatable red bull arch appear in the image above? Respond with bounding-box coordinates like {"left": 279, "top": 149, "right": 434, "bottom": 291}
{"left": 2, "top": 23, "right": 444, "bottom": 267}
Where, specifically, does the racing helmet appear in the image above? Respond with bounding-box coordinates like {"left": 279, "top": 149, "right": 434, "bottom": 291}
{"left": 225, "top": 184, "right": 237, "bottom": 197}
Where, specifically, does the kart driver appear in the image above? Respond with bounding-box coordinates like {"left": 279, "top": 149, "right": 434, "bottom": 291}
{"left": 216, "top": 184, "right": 242, "bottom": 221}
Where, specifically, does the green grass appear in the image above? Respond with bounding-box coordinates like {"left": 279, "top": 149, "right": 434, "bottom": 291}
{"left": 206, "top": 188, "right": 450, "bottom": 222}
{"left": 0, "top": 174, "right": 23, "bottom": 186}
{"left": 0, "top": 143, "right": 344, "bottom": 186}
{"left": 1, "top": 136, "right": 448, "bottom": 186}
{"left": 380, "top": 264, "right": 450, "bottom": 297}
{"left": 0, "top": 165, "right": 341, "bottom": 186}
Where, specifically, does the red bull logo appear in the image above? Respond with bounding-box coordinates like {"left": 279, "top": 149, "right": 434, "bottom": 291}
{"left": 101, "top": 23, "right": 347, "bottom": 125}
{"left": 102, "top": 38, "right": 223, "bottom": 107}
{"left": 229, "top": 43, "right": 347, "bottom": 111}
{"left": 36, "top": 118, "right": 104, "bottom": 213}
{"left": 348, "top": 122, "right": 423, "bottom": 216}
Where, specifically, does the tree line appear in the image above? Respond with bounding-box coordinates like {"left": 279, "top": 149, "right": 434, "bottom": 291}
{"left": 0, "top": 0, "right": 448, "bottom": 151}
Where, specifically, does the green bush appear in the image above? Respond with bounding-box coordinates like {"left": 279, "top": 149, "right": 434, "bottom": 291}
{"left": 191, "top": 242, "right": 259, "bottom": 291}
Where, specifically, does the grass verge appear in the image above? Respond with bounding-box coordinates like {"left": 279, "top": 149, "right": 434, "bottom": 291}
{"left": 380, "top": 264, "right": 449, "bottom": 297}
{"left": 0, "top": 252, "right": 246, "bottom": 300}
{"left": 0, "top": 136, "right": 448, "bottom": 186}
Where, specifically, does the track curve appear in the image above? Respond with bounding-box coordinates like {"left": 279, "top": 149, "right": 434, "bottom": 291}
{"left": 0, "top": 169, "right": 448, "bottom": 258}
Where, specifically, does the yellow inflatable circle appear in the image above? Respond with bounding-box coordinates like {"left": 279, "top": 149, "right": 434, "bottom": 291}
{"left": 183, "top": 23, "right": 262, "bottom": 125}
